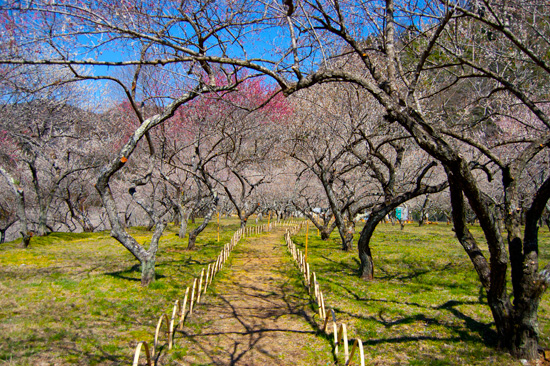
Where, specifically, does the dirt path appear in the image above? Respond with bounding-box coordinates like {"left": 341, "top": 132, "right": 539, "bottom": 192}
{"left": 173, "top": 227, "right": 332, "bottom": 366}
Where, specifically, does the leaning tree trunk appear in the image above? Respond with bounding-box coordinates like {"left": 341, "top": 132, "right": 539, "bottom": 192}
{"left": 29, "top": 160, "right": 57, "bottom": 237}
{"left": 0, "top": 167, "right": 32, "bottom": 248}
{"left": 321, "top": 174, "right": 351, "bottom": 251}
{"left": 187, "top": 204, "right": 216, "bottom": 250}
{"left": 358, "top": 209, "right": 391, "bottom": 280}
{"left": 447, "top": 173, "right": 518, "bottom": 355}
{"left": 238, "top": 203, "right": 260, "bottom": 230}
{"left": 93, "top": 87, "right": 206, "bottom": 286}
{"left": 97, "top": 175, "right": 169, "bottom": 286}
{"left": 0, "top": 219, "right": 17, "bottom": 244}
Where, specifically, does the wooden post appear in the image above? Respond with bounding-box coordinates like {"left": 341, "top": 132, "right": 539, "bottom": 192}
{"left": 154, "top": 314, "right": 170, "bottom": 355}
{"left": 204, "top": 264, "right": 211, "bottom": 293}
{"left": 341, "top": 324, "right": 350, "bottom": 363}
{"left": 132, "top": 341, "right": 152, "bottom": 366}
{"left": 169, "top": 300, "right": 181, "bottom": 348}
{"left": 334, "top": 323, "right": 349, "bottom": 361}
{"left": 180, "top": 287, "right": 190, "bottom": 325}
{"left": 217, "top": 212, "right": 220, "bottom": 242}
{"left": 189, "top": 278, "right": 197, "bottom": 314}
{"left": 197, "top": 269, "right": 204, "bottom": 304}
{"left": 333, "top": 322, "right": 338, "bottom": 346}
{"left": 209, "top": 262, "right": 215, "bottom": 285}
{"left": 305, "top": 220, "right": 309, "bottom": 262}
{"left": 322, "top": 306, "right": 330, "bottom": 333}
{"left": 348, "top": 339, "right": 366, "bottom": 366}
{"left": 320, "top": 293, "right": 327, "bottom": 323}
{"left": 312, "top": 272, "right": 318, "bottom": 299}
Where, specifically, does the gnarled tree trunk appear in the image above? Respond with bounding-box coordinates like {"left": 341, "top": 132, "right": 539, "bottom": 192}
{"left": 358, "top": 209, "right": 392, "bottom": 280}
{"left": 179, "top": 209, "right": 191, "bottom": 239}
{"left": 0, "top": 167, "right": 32, "bottom": 248}
{"left": 187, "top": 200, "right": 216, "bottom": 250}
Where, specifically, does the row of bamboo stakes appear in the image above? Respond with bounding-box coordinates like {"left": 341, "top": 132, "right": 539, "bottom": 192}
{"left": 132, "top": 219, "right": 299, "bottom": 366}
{"left": 285, "top": 225, "right": 366, "bottom": 366}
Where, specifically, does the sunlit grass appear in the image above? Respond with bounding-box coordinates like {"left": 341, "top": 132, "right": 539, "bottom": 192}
{"left": 291, "top": 222, "right": 550, "bottom": 365}
{"left": 0, "top": 218, "right": 243, "bottom": 365}
{"left": 4, "top": 218, "right": 549, "bottom": 365}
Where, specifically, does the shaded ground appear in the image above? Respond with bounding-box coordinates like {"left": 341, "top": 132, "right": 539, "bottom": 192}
{"left": 170, "top": 228, "right": 332, "bottom": 366}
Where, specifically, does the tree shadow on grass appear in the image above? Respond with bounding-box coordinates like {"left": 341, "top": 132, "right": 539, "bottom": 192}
{"left": 105, "top": 263, "right": 166, "bottom": 282}
{"left": 351, "top": 257, "right": 463, "bottom": 282}
{"left": 437, "top": 299, "right": 498, "bottom": 346}
{"left": 329, "top": 280, "right": 498, "bottom": 347}
{"left": 60, "top": 340, "right": 129, "bottom": 365}
{"left": 1, "top": 327, "right": 130, "bottom": 365}
{"left": 319, "top": 254, "right": 357, "bottom": 274}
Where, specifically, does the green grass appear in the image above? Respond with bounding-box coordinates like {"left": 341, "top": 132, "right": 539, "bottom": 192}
{"left": 3, "top": 219, "right": 549, "bottom": 365}
{"left": 0, "top": 218, "right": 243, "bottom": 365}
{"left": 291, "top": 222, "right": 550, "bottom": 365}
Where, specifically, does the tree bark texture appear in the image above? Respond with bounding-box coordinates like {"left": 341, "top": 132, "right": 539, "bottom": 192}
{"left": 0, "top": 167, "right": 32, "bottom": 248}
{"left": 187, "top": 201, "right": 216, "bottom": 250}
{"left": 358, "top": 209, "right": 392, "bottom": 280}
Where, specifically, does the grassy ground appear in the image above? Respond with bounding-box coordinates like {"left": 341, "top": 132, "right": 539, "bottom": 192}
{"left": 3, "top": 219, "right": 548, "bottom": 365}
{"left": 0, "top": 218, "right": 242, "bottom": 365}
{"left": 290, "top": 222, "right": 550, "bottom": 365}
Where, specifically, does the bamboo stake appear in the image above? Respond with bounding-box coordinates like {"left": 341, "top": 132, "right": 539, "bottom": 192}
{"left": 204, "top": 264, "right": 211, "bottom": 293}
{"left": 347, "top": 339, "right": 365, "bottom": 366}
{"left": 209, "top": 262, "right": 215, "bottom": 285}
{"left": 180, "top": 287, "right": 189, "bottom": 325}
{"left": 132, "top": 341, "right": 152, "bottom": 366}
{"left": 189, "top": 278, "right": 197, "bottom": 314}
{"left": 153, "top": 314, "right": 170, "bottom": 354}
{"left": 337, "top": 324, "right": 349, "bottom": 363}
{"left": 322, "top": 303, "right": 332, "bottom": 333}
{"left": 320, "top": 292, "right": 326, "bottom": 320}
{"left": 214, "top": 256, "right": 220, "bottom": 274}
{"left": 197, "top": 269, "right": 204, "bottom": 304}
{"left": 169, "top": 300, "right": 182, "bottom": 349}
{"left": 305, "top": 220, "right": 309, "bottom": 262}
